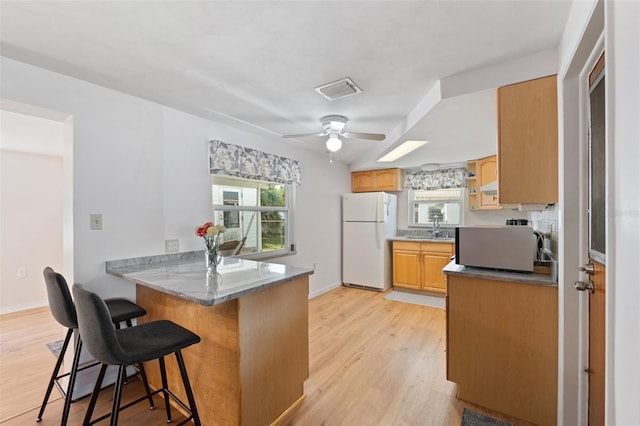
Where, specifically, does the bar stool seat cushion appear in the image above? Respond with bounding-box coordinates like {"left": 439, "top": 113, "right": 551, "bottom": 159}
{"left": 113, "top": 320, "right": 200, "bottom": 366}
{"left": 76, "top": 288, "right": 200, "bottom": 367}
{"left": 104, "top": 298, "right": 148, "bottom": 324}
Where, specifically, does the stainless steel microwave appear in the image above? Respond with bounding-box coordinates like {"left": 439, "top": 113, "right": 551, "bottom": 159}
{"left": 455, "top": 226, "right": 535, "bottom": 272}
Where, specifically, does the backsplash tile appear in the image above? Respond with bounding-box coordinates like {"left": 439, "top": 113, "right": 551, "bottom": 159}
{"left": 531, "top": 205, "right": 559, "bottom": 259}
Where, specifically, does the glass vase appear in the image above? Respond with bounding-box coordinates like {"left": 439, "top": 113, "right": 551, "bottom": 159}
{"left": 204, "top": 234, "right": 220, "bottom": 270}
{"left": 205, "top": 249, "right": 219, "bottom": 270}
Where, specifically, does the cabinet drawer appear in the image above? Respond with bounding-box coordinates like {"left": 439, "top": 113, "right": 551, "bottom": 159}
{"left": 393, "top": 241, "right": 421, "bottom": 251}
{"left": 420, "top": 242, "right": 453, "bottom": 253}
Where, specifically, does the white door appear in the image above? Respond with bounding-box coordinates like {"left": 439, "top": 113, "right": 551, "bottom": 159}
{"left": 343, "top": 222, "right": 385, "bottom": 288}
{"left": 575, "top": 52, "right": 606, "bottom": 426}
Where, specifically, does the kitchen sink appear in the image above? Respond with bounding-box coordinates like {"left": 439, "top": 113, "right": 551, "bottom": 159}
{"left": 403, "top": 233, "right": 452, "bottom": 240}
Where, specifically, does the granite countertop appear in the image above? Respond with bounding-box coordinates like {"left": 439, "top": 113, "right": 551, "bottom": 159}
{"left": 106, "top": 251, "right": 314, "bottom": 306}
{"left": 443, "top": 260, "right": 557, "bottom": 287}
{"left": 391, "top": 236, "right": 456, "bottom": 243}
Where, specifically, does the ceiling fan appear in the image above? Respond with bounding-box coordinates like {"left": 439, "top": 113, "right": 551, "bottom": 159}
{"left": 282, "top": 115, "right": 385, "bottom": 152}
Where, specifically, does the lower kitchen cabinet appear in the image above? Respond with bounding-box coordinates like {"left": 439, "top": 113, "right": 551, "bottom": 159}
{"left": 446, "top": 274, "right": 558, "bottom": 425}
{"left": 392, "top": 241, "right": 453, "bottom": 294}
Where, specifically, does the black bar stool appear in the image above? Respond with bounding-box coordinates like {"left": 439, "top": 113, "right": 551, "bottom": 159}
{"left": 37, "top": 267, "right": 148, "bottom": 425}
{"left": 73, "top": 283, "right": 202, "bottom": 426}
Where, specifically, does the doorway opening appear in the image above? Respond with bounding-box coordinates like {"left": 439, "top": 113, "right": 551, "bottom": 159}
{"left": 0, "top": 101, "right": 73, "bottom": 314}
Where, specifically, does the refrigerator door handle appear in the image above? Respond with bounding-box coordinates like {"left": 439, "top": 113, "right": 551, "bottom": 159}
{"left": 375, "top": 222, "right": 381, "bottom": 250}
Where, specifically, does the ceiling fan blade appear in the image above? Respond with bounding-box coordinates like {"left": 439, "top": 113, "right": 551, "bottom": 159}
{"left": 282, "top": 132, "right": 327, "bottom": 139}
{"left": 342, "top": 132, "right": 386, "bottom": 141}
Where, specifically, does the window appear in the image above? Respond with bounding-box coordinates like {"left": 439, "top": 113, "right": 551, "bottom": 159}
{"left": 409, "top": 188, "right": 462, "bottom": 227}
{"left": 222, "top": 191, "right": 240, "bottom": 229}
{"left": 212, "top": 175, "right": 294, "bottom": 258}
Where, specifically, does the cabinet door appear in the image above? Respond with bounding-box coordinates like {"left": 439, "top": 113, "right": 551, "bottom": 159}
{"left": 393, "top": 250, "right": 421, "bottom": 289}
{"left": 498, "top": 75, "right": 558, "bottom": 204}
{"left": 421, "top": 252, "right": 451, "bottom": 292}
{"left": 478, "top": 156, "right": 500, "bottom": 209}
{"left": 373, "top": 169, "right": 402, "bottom": 191}
{"left": 351, "top": 171, "right": 373, "bottom": 192}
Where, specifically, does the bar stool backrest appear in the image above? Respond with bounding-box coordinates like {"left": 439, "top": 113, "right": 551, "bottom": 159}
{"left": 43, "top": 266, "right": 78, "bottom": 329}
{"left": 73, "top": 283, "right": 128, "bottom": 366}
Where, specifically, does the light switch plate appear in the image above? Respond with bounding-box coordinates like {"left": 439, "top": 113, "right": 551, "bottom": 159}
{"left": 90, "top": 214, "right": 103, "bottom": 230}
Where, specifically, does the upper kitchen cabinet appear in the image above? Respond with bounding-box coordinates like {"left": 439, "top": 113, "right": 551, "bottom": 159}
{"left": 498, "top": 75, "right": 558, "bottom": 205}
{"left": 466, "top": 155, "right": 500, "bottom": 210}
{"left": 352, "top": 168, "right": 403, "bottom": 193}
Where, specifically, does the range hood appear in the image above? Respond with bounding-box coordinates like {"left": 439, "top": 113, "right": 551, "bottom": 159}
{"left": 479, "top": 180, "right": 498, "bottom": 195}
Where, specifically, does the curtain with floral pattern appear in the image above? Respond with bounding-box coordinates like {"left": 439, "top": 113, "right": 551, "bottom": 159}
{"left": 404, "top": 167, "right": 467, "bottom": 190}
{"left": 209, "top": 140, "right": 302, "bottom": 185}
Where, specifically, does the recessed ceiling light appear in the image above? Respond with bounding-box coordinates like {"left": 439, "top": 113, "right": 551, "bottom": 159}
{"left": 377, "top": 140, "right": 428, "bottom": 162}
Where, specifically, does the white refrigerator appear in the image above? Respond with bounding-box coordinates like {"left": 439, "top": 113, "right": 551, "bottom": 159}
{"left": 342, "top": 192, "right": 397, "bottom": 290}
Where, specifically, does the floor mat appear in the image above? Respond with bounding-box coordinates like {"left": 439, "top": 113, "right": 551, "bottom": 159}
{"left": 46, "top": 339, "right": 63, "bottom": 359}
{"left": 460, "top": 408, "right": 514, "bottom": 426}
{"left": 383, "top": 290, "right": 445, "bottom": 309}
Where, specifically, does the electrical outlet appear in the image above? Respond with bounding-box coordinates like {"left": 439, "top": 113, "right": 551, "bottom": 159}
{"left": 165, "top": 239, "right": 179, "bottom": 253}
{"left": 90, "top": 214, "right": 103, "bottom": 230}
{"left": 17, "top": 268, "right": 27, "bottom": 279}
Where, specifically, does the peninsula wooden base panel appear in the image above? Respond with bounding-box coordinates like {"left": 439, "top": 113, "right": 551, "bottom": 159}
{"left": 136, "top": 277, "right": 309, "bottom": 425}
{"left": 447, "top": 276, "right": 558, "bottom": 426}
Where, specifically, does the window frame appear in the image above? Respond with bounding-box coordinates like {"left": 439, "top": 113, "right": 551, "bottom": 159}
{"left": 212, "top": 176, "right": 296, "bottom": 260}
{"left": 408, "top": 188, "right": 463, "bottom": 228}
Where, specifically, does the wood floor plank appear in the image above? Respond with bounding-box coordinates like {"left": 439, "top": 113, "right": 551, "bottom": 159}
{"left": 1, "top": 286, "right": 533, "bottom": 425}
{"left": 0, "top": 306, "right": 66, "bottom": 422}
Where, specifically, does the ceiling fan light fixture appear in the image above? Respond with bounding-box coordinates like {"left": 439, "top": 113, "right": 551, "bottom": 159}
{"left": 326, "top": 135, "right": 342, "bottom": 152}
{"left": 321, "top": 114, "right": 348, "bottom": 132}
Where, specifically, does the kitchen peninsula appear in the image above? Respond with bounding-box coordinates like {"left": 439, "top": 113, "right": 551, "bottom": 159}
{"left": 106, "top": 252, "right": 313, "bottom": 426}
{"left": 444, "top": 261, "right": 558, "bottom": 426}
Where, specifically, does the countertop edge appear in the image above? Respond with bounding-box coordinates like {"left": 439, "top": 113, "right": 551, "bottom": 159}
{"left": 390, "top": 237, "right": 456, "bottom": 243}
{"left": 443, "top": 260, "right": 557, "bottom": 287}
{"left": 106, "top": 253, "right": 314, "bottom": 306}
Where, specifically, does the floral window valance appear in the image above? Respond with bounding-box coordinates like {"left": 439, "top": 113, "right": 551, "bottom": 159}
{"left": 209, "top": 140, "right": 302, "bottom": 185}
{"left": 404, "top": 167, "right": 467, "bottom": 190}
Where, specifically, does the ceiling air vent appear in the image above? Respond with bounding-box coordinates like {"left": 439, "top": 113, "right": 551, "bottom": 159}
{"left": 315, "top": 77, "right": 363, "bottom": 101}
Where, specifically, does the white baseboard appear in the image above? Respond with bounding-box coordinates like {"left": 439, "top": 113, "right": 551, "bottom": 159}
{"left": 0, "top": 300, "right": 48, "bottom": 315}
{"left": 308, "top": 280, "right": 342, "bottom": 299}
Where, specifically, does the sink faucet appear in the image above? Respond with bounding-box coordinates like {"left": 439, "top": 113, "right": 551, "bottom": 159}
{"left": 433, "top": 215, "right": 440, "bottom": 236}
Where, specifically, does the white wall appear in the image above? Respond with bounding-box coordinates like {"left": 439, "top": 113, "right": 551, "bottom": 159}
{"left": 0, "top": 56, "right": 349, "bottom": 300}
{"left": 605, "top": 1, "right": 640, "bottom": 424}
{"left": 0, "top": 111, "right": 65, "bottom": 313}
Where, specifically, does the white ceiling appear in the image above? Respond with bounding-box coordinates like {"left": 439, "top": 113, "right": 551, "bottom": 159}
{"left": 0, "top": 1, "right": 573, "bottom": 167}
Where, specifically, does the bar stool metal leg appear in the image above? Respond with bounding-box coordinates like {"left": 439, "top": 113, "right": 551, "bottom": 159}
{"left": 137, "top": 362, "right": 155, "bottom": 410}
{"left": 159, "top": 356, "right": 173, "bottom": 423}
{"left": 61, "top": 336, "right": 83, "bottom": 426}
{"left": 36, "top": 328, "right": 73, "bottom": 422}
{"left": 176, "top": 350, "right": 201, "bottom": 426}
{"left": 83, "top": 364, "right": 108, "bottom": 426}
{"left": 110, "top": 366, "right": 126, "bottom": 426}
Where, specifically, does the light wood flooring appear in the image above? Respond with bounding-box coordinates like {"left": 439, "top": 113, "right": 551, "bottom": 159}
{"left": 1, "top": 286, "right": 527, "bottom": 425}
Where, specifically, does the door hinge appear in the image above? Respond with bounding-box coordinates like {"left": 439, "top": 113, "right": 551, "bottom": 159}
{"left": 584, "top": 368, "right": 591, "bottom": 375}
